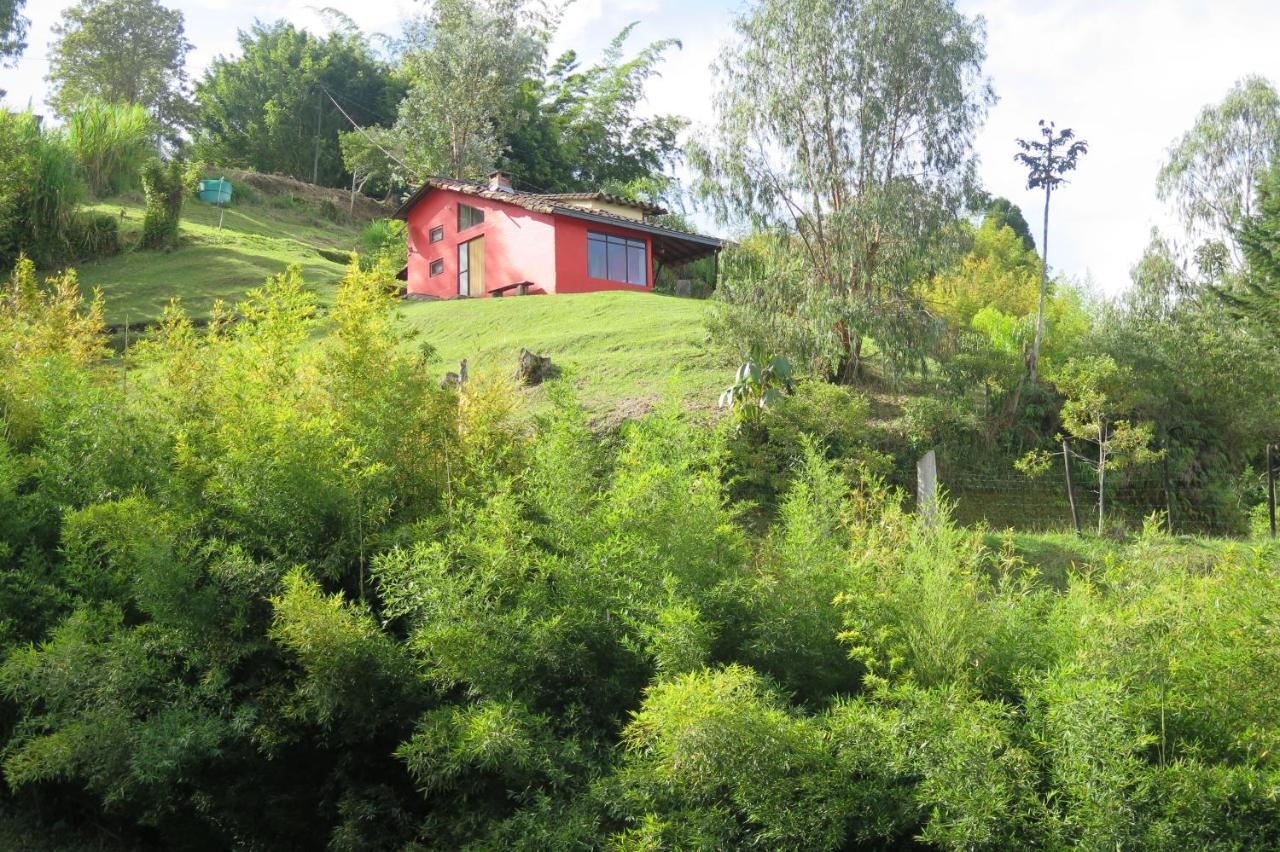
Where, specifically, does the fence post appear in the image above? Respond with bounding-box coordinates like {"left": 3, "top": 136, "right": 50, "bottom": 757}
{"left": 1161, "top": 440, "right": 1175, "bottom": 535}
{"left": 1268, "top": 443, "right": 1276, "bottom": 539}
{"left": 1062, "top": 438, "right": 1081, "bottom": 534}
{"left": 917, "top": 449, "right": 938, "bottom": 529}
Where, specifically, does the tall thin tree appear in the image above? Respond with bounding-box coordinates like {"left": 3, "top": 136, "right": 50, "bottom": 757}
{"left": 1015, "top": 120, "right": 1087, "bottom": 384}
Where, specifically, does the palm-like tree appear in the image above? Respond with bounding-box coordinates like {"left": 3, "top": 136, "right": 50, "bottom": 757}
{"left": 1015, "top": 120, "right": 1088, "bottom": 384}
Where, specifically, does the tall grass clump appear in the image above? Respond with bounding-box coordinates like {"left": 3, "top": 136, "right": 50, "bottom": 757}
{"left": 65, "top": 100, "right": 155, "bottom": 197}
{"left": 0, "top": 112, "right": 86, "bottom": 268}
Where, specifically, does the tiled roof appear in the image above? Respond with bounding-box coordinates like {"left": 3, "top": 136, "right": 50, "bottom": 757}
{"left": 392, "top": 177, "right": 724, "bottom": 253}
{"left": 524, "top": 191, "right": 666, "bottom": 216}
{"left": 393, "top": 177, "right": 664, "bottom": 218}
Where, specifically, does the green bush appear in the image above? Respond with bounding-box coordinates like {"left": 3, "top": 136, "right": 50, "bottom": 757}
{"left": 726, "top": 378, "right": 889, "bottom": 510}
{"left": 67, "top": 212, "right": 120, "bottom": 260}
{"left": 140, "top": 158, "right": 200, "bottom": 250}
{"left": 3, "top": 255, "right": 1280, "bottom": 848}
{"left": 357, "top": 218, "right": 407, "bottom": 273}
{"left": 65, "top": 100, "right": 154, "bottom": 197}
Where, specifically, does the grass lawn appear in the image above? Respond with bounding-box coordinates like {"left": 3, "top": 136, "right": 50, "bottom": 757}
{"left": 982, "top": 528, "right": 1272, "bottom": 589}
{"left": 398, "top": 290, "right": 731, "bottom": 421}
{"left": 68, "top": 192, "right": 367, "bottom": 326}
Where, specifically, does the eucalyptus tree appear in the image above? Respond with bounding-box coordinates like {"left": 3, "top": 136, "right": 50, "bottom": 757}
{"left": 394, "top": 0, "right": 554, "bottom": 180}
{"left": 1158, "top": 75, "right": 1280, "bottom": 271}
{"left": 1015, "top": 119, "right": 1087, "bottom": 384}
{"left": 690, "top": 0, "right": 993, "bottom": 382}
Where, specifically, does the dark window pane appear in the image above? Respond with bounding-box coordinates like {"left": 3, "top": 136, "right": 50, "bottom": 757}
{"left": 430, "top": 259, "right": 444, "bottom": 276}
{"left": 607, "top": 239, "right": 626, "bottom": 281}
{"left": 458, "top": 204, "right": 484, "bottom": 230}
{"left": 589, "top": 235, "right": 607, "bottom": 279}
{"left": 430, "top": 226, "right": 443, "bottom": 243}
{"left": 627, "top": 244, "right": 646, "bottom": 285}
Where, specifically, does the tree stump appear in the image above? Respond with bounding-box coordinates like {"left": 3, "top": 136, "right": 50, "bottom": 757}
{"left": 516, "top": 349, "right": 556, "bottom": 386}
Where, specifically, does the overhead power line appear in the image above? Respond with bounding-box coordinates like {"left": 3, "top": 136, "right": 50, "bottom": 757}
{"left": 319, "top": 84, "right": 413, "bottom": 176}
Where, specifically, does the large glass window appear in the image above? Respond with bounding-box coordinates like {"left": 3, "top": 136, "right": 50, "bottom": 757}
{"left": 457, "top": 242, "right": 469, "bottom": 295}
{"left": 587, "top": 232, "right": 647, "bottom": 285}
{"left": 457, "top": 237, "right": 484, "bottom": 295}
{"left": 458, "top": 203, "right": 484, "bottom": 231}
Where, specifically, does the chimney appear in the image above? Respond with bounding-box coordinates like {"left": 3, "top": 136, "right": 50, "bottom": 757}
{"left": 488, "top": 170, "right": 513, "bottom": 193}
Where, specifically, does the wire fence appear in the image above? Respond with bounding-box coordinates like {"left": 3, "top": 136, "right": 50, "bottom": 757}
{"left": 925, "top": 444, "right": 1273, "bottom": 538}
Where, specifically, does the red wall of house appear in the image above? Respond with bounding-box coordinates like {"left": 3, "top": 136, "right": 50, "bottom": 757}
{"left": 552, "top": 215, "right": 653, "bottom": 294}
{"left": 405, "top": 189, "right": 557, "bottom": 298}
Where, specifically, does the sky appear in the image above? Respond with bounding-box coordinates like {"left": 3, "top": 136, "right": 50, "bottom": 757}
{"left": 4, "top": 0, "right": 1280, "bottom": 294}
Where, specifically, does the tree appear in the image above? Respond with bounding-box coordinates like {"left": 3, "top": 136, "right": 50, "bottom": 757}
{"left": 1158, "top": 76, "right": 1280, "bottom": 269}
{"left": 47, "top": 0, "right": 193, "bottom": 140}
{"left": 503, "top": 27, "right": 686, "bottom": 195}
{"left": 195, "top": 21, "right": 403, "bottom": 189}
{"left": 983, "top": 197, "right": 1036, "bottom": 254}
{"left": 393, "top": 0, "right": 551, "bottom": 180}
{"left": 1225, "top": 162, "right": 1280, "bottom": 335}
{"left": 691, "top": 0, "right": 993, "bottom": 382}
{"left": 1015, "top": 119, "right": 1088, "bottom": 385}
{"left": 1029, "top": 355, "right": 1159, "bottom": 535}
{"left": 339, "top": 128, "right": 409, "bottom": 208}
{"left": 0, "top": 0, "right": 27, "bottom": 66}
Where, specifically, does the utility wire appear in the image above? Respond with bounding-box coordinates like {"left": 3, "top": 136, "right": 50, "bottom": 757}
{"left": 319, "top": 84, "right": 414, "bottom": 175}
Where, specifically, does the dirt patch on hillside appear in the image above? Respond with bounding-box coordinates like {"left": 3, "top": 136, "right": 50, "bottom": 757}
{"left": 213, "top": 168, "right": 396, "bottom": 222}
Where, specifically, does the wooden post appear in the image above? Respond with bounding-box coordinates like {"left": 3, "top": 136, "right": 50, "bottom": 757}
{"left": 917, "top": 450, "right": 938, "bottom": 529}
{"left": 1062, "top": 438, "right": 1081, "bottom": 534}
{"left": 1268, "top": 443, "right": 1276, "bottom": 539}
{"left": 1162, "top": 439, "right": 1175, "bottom": 535}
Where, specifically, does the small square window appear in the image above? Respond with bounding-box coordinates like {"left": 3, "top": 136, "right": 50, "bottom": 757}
{"left": 429, "top": 259, "right": 444, "bottom": 276}
{"left": 429, "top": 226, "right": 444, "bottom": 243}
{"left": 458, "top": 203, "right": 484, "bottom": 231}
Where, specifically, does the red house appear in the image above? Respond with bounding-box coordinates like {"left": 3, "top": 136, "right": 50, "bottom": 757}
{"left": 393, "top": 171, "right": 723, "bottom": 298}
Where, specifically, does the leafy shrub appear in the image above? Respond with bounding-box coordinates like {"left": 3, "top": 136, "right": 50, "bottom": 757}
{"left": 357, "top": 218, "right": 407, "bottom": 272}
{"left": 140, "top": 158, "right": 200, "bottom": 250}
{"left": 3, "top": 254, "right": 1280, "bottom": 848}
{"left": 65, "top": 100, "right": 154, "bottom": 197}
{"left": 67, "top": 211, "right": 120, "bottom": 259}
{"left": 726, "top": 378, "right": 889, "bottom": 510}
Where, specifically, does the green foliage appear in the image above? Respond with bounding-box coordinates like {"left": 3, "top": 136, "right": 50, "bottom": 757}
{"left": 501, "top": 24, "right": 687, "bottom": 194}
{"left": 140, "top": 158, "right": 199, "bottom": 249}
{"left": 357, "top": 218, "right": 408, "bottom": 273}
{"left": 0, "top": 113, "right": 87, "bottom": 268}
{"left": 1042, "top": 355, "right": 1161, "bottom": 534}
{"left": 48, "top": 0, "right": 193, "bottom": 140}
{"left": 983, "top": 196, "right": 1036, "bottom": 254}
{"left": 394, "top": 0, "right": 550, "bottom": 179}
{"left": 65, "top": 99, "right": 154, "bottom": 197}
{"left": 726, "top": 379, "right": 887, "bottom": 510}
{"left": 2, "top": 240, "right": 1280, "bottom": 848}
{"left": 718, "top": 350, "right": 793, "bottom": 425}
{"left": 194, "top": 21, "right": 403, "bottom": 188}
{"left": 692, "top": 0, "right": 993, "bottom": 381}
{"left": 67, "top": 211, "right": 120, "bottom": 259}
{"left": 1158, "top": 75, "right": 1280, "bottom": 268}
{"left": 0, "top": 0, "right": 27, "bottom": 65}
{"left": 1229, "top": 161, "right": 1280, "bottom": 334}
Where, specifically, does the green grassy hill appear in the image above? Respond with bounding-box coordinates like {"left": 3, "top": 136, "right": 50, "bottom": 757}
{"left": 52, "top": 170, "right": 731, "bottom": 421}
{"left": 69, "top": 171, "right": 382, "bottom": 327}
{"left": 401, "top": 291, "right": 729, "bottom": 420}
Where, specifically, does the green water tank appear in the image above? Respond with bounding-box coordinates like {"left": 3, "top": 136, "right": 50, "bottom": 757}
{"left": 197, "top": 178, "right": 232, "bottom": 204}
